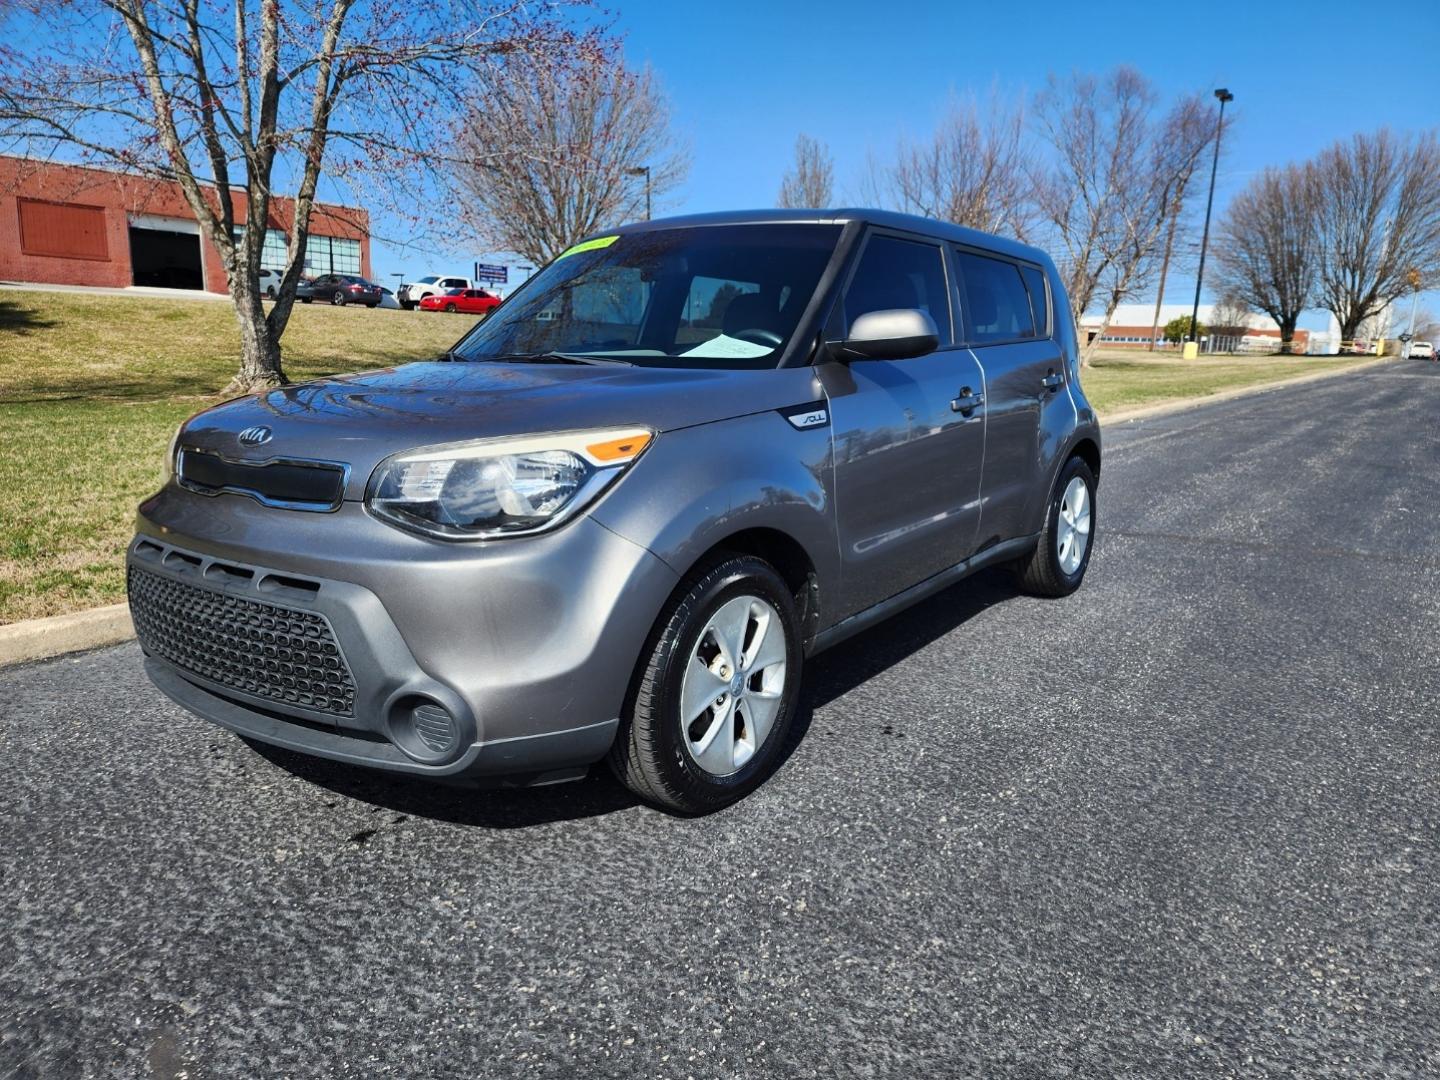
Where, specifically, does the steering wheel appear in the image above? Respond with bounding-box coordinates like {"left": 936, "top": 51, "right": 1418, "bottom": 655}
{"left": 733, "top": 328, "right": 783, "bottom": 348}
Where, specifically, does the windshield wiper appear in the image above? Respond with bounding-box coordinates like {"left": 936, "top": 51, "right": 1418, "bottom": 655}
{"left": 484, "top": 351, "right": 634, "bottom": 368}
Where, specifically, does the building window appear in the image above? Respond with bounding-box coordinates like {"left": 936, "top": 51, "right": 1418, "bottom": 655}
{"left": 304, "top": 235, "right": 360, "bottom": 276}
{"left": 232, "top": 227, "right": 290, "bottom": 272}
{"left": 18, "top": 198, "right": 109, "bottom": 260}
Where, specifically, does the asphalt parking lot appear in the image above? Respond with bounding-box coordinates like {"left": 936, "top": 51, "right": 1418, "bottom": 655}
{"left": 4, "top": 360, "right": 1438, "bottom": 1078}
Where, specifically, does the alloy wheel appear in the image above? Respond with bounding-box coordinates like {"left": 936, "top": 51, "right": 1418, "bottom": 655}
{"left": 1056, "top": 475, "right": 1092, "bottom": 575}
{"left": 679, "top": 594, "right": 788, "bottom": 777}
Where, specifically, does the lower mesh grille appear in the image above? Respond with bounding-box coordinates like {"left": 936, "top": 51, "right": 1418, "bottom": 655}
{"left": 128, "top": 566, "right": 356, "bottom": 716}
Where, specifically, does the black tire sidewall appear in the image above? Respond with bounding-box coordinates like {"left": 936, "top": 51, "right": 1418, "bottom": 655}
{"left": 646, "top": 560, "right": 802, "bottom": 807}
{"left": 331, "top": 291, "right": 345, "bottom": 305}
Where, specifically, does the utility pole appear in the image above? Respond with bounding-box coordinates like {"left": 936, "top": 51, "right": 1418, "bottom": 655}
{"left": 1187, "top": 88, "right": 1234, "bottom": 357}
{"left": 1403, "top": 268, "right": 1422, "bottom": 359}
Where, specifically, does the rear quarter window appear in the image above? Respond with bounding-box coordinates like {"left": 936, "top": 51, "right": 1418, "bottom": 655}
{"left": 1020, "top": 265, "right": 1051, "bottom": 338}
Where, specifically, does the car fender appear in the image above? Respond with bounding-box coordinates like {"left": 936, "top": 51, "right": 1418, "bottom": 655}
{"left": 589, "top": 409, "right": 840, "bottom": 634}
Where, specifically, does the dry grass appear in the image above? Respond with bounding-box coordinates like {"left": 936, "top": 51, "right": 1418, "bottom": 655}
{"left": 0, "top": 292, "right": 1374, "bottom": 623}
{"left": 0, "top": 290, "right": 477, "bottom": 623}
{"left": 1079, "top": 349, "right": 1371, "bottom": 414}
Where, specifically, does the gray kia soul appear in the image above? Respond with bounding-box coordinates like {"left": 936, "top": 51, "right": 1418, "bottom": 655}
{"left": 128, "top": 209, "right": 1100, "bottom": 813}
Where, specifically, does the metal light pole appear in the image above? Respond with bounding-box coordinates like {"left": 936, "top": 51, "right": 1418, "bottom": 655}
{"left": 1188, "top": 88, "right": 1234, "bottom": 354}
{"left": 626, "top": 165, "right": 652, "bottom": 221}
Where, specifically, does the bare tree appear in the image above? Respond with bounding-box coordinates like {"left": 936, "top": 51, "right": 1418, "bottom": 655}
{"left": 1032, "top": 69, "right": 1216, "bottom": 365}
{"left": 1312, "top": 129, "right": 1440, "bottom": 341}
{"left": 456, "top": 56, "right": 687, "bottom": 267}
{"left": 1212, "top": 163, "right": 1318, "bottom": 353}
{"left": 1209, "top": 292, "right": 1252, "bottom": 339}
{"left": 776, "top": 134, "right": 833, "bottom": 209}
{"left": 0, "top": 1, "right": 592, "bottom": 393}
{"left": 866, "top": 95, "right": 1033, "bottom": 238}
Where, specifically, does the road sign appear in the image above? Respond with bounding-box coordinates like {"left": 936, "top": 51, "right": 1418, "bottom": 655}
{"left": 473, "top": 262, "right": 508, "bottom": 284}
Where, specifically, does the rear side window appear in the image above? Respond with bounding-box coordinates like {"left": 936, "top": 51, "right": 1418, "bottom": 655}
{"left": 956, "top": 250, "right": 1034, "bottom": 344}
{"left": 1020, "top": 265, "right": 1051, "bottom": 338}
{"left": 844, "top": 235, "right": 951, "bottom": 344}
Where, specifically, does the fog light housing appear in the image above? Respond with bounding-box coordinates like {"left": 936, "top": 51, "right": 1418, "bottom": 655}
{"left": 387, "top": 695, "right": 462, "bottom": 763}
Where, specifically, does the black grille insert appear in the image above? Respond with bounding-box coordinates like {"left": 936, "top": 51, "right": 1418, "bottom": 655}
{"left": 178, "top": 449, "right": 346, "bottom": 510}
{"left": 128, "top": 565, "right": 357, "bottom": 716}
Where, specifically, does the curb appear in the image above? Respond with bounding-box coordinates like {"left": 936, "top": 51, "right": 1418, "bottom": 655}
{"left": 0, "top": 355, "right": 1403, "bottom": 670}
{"left": 1099, "top": 355, "right": 1395, "bottom": 425}
{"left": 0, "top": 603, "right": 134, "bottom": 668}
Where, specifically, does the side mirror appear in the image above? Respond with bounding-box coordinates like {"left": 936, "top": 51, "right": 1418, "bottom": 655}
{"left": 832, "top": 308, "right": 939, "bottom": 361}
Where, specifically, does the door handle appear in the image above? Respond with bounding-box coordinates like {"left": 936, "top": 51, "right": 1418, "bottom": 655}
{"left": 1041, "top": 371, "right": 1063, "bottom": 392}
{"left": 951, "top": 388, "right": 985, "bottom": 415}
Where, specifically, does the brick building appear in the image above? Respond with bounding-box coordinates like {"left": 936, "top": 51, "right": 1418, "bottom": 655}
{"left": 0, "top": 156, "right": 370, "bottom": 294}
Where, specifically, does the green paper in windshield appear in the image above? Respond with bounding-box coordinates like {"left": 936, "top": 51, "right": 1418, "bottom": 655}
{"left": 557, "top": 235, "right": 618, "bottom": 260}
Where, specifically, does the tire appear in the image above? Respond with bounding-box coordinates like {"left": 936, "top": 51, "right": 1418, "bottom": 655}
{"left": 445, "top": 303, "right": 457, "bottom": 313}
{"left": 1014, "top": 455, "right": 1096, "bottom": 597}
{"left": 330, "top": 291, "right": 346, "bottom": 306}
{"left": 608, "top": 554, "right": 802, "bottom": 814}
{"left": 265, "top": 286, "right": 277, "bottom": 300}
{"left": 300, "top": 297, "right": 312, "bottom": 304}
{"left": 365, "top": 302, "right": 378, "bottom": 308}
{"left": 401, "top": 301, "right": 415, "bottom": 311}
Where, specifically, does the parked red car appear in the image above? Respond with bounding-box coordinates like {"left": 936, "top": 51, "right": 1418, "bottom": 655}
{"left": 420, "top": 287, "right": 502, "bottom": 315}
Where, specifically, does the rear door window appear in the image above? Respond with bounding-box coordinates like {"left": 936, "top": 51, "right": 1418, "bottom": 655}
{"left": 956, "top": 250, "right": 1035, "bottom": 344}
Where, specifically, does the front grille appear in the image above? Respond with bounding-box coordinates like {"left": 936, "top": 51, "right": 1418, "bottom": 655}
{"left": 178, "top": 449, "right": 346, "bottom": 511}
{"left": 128, "top": 566, "right": 357, "bottom": 716}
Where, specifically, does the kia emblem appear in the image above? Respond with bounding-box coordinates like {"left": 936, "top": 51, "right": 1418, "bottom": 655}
{"left": 237, "top": 425, "right": 273, "bottom": 447}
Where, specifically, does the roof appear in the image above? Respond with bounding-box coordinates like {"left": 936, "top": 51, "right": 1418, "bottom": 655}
{"left": 609, "top": 208, "right": 1048, "bottom": 266}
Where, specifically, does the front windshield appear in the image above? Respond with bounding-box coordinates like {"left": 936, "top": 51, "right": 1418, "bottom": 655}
{"left": 417, "top": 275, "right": 440, "bottom": 284}
{"left": 452, "top": 224, "right": 842, "bottom": 369}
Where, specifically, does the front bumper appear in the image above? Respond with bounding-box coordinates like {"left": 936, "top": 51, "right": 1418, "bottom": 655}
{"left": 129, "top": 488, "right": 680, "bottom": 782}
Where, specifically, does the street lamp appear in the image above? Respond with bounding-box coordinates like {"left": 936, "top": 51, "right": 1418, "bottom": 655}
{"left": 1188, "top": 88, "right": 1234, "bottom": 354}
{"left": 626, "top": 164, "right": 652, "bottom": 221}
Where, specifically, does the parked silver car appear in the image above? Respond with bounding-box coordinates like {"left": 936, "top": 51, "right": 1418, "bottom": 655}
{"left": 128, "top": 210, "right": 1100, "bottom": 813}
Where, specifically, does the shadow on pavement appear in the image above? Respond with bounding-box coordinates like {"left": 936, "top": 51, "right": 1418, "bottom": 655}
{"left": 246, "top": 567, "right": 1023, "bottom": 828}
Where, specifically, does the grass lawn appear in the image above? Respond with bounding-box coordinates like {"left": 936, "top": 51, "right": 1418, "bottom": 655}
{"left": 0, "top": 290, "right": 1376, "bottom": 623}
{"left": 1079, "top": 349, "right": 1372, "bottom": 414}
{"left": 1, "top": 290, "right": 476, "bottom": 623}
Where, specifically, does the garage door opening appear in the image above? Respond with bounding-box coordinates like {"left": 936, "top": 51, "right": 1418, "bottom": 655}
{"left": 129, "top": 226, "right": 203, "bottom": 289}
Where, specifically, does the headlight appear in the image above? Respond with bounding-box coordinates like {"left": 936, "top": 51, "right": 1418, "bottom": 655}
{"left": 161, "top": 421, "right": 185, "bottom": 482}
{"left": 366, "top": 428, "right": 653, "bottom": 540}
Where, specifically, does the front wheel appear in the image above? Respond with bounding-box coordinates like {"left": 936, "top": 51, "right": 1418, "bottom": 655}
{"left": 444, "top": 303, "right": 457, "bottom": 313}
{"left": 1014, "top": 455, "right": 1096, "bottom": 597}
{"left": 300, "top": 297, "right": 312, "bottom": 304}
{"left": 609, "top": 555, "right": 802, "bottom": 814}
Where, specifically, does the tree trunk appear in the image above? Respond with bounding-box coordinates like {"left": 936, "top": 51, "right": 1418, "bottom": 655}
{"left": 1339, "top": 314, "right": 1363, "bottom": 343}
{"left": 1149, "top": 203, "right": 1181, "bottom": 350}
{"left": 223, "top": 282, "right": 288, "bottom": 396}
{"left": 1279, "top": 316, "right": 1298, "bottom": 355}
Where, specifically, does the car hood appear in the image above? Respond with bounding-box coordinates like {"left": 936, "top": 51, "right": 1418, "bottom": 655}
{"left": 179, "top": 360, "right": 820, "bottom": 500}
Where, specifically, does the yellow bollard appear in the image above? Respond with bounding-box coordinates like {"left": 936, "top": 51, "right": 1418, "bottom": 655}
{"left": 1375, "top": 338, "right": 1385, "bottom": 357}
{"left": 1182, "top": 341, "right": 1199, "bottom": 360}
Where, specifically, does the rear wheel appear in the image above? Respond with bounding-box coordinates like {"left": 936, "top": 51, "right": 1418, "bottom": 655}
{"left": 609, "top": 555, "right": 801, "bottom": 814}
{"left": 330, "top": 291, "right": 346, "bottom": 306}
{"left": 1014, "top": 455, "right": 1096, "bottom": 597}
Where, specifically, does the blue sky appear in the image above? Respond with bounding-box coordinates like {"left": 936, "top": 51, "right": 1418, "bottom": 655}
{"left": 375, "top": 0, "right": 1440, "bottom": 326}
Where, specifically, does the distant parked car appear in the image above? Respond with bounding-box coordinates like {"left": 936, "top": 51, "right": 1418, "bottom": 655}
{"left": 1411, "top": 340, "right": 1435, "bottom": 359}
{"left": 377, "top": 286, "right": 402, "bottom": 310}
{"left": 298, "top": 273, "right": 382, "bottom": 307}
{"left": 257, "top": 268, "right": 282, "bottom": 299}
{"left": 420, "top": 287, "right": 502, "bottom": 315}
{"left": 398, "top": 275, "right": 473, "bottom": 309}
